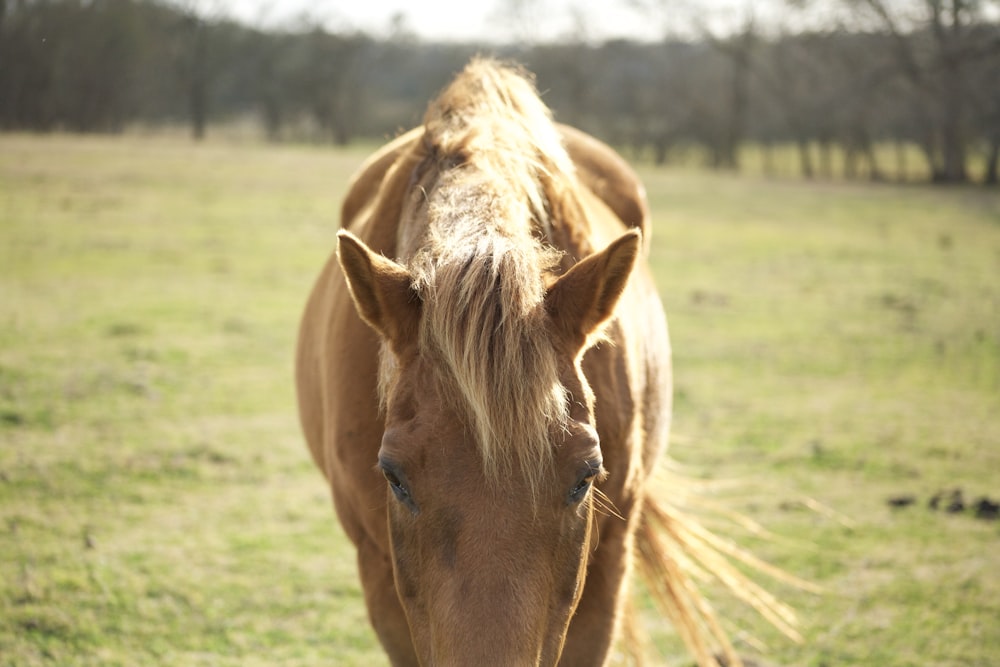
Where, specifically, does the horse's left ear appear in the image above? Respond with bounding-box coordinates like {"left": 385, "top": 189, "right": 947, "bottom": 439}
{"left": 544, "top": 229, "right": 641, "bottom": 354}
{"left": 337, "top": 230, "right": 420, "bottom": 353}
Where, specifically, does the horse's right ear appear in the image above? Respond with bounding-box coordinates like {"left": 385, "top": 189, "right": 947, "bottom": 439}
{"left": 337, "top": 230, "right": 420, "bottom": 351}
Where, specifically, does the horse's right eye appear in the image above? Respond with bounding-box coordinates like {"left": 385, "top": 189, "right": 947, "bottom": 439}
{"left": 379, "top": 460, "right": 419, "bottom": 514}
{"left": 383, "top": 469, "right": 408, "bottom": 499}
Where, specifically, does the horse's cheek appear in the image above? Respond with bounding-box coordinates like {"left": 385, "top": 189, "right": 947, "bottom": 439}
{"left": 387, "top": 510, "right": 420, "bottom": 602}
{"left": 559, "top": 512, "right": 592, "bottom": 609}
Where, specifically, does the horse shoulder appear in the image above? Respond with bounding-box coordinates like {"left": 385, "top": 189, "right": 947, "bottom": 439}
{"left": 296, "top": 233, "right": 391, "bottom": 548}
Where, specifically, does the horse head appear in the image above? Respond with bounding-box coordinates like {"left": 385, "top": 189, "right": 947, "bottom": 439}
{"left": 336, "top": 228, "right": 641, "bottom": 665}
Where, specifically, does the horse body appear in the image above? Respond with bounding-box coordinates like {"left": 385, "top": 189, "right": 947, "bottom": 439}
{"left": 297, "top": 60, "right": 674, "bottom": 666}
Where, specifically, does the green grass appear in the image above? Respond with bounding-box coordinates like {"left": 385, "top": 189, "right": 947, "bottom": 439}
{"left": 1, "top": 134, "right": 998, "bottom": 666}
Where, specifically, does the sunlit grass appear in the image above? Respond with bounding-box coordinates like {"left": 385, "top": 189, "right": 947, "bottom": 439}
{"left": 638, "top": 166, "right": 1000, "bottom": 665}
{"left": 1, "top": 134, "right": 997, "bottom": 666}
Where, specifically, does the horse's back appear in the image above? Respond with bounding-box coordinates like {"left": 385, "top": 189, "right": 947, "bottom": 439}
{"left": 557, "top": 124, "right": 650, "bottom": 242}
{"left": 338, "top": 125, "right": 649, "bottom": 238}
{"left": 340, "top": 127, "right": 423, "bottom": 231}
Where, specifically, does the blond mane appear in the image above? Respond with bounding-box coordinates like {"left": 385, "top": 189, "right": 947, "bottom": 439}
{"left": 397, "top": 59, "right": 581, "bottom": 493}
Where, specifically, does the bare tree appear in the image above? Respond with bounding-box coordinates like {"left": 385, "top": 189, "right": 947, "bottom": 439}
{"left": 846, "top": 0, "right": 999, "bottom": 182}
{"left": 696, "top": 12, "right": 759, "bottom": 170}
{"left": 292, "top": 27, "right": 370, "bottom": 145}
{"left": 169, "top": 0, "right": 230, "bottom": 141}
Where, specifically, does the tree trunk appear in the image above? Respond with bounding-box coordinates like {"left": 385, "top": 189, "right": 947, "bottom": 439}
{"left": 984, "top": 134, "right": 999, "bottom": 186}
{"left": 797, "top": 138, "right": 814, "bottom": 179}
{"left": 762, "top": 140, "right": 775, "bottom": 177}
{"left": 864, "top": 140, "right": 883, "bottom": 182}
{"left": 894, "top": 139, "right": 908, "bottom": 183}
{"left": 189, "top": 18, "right": 207, "bottom": 142}
{"left": 819, "top": 138, "right": 833, "bottom": 180}
{"left": 844, "top": 143, "right": 858, "bottom": 180}
{"left": 653, "top": 133, "right": 670, "bottom": 166}
{"left": 721, "top": 51, "right": 749, "bottom": 171}
{"left": 938, "top": 97, "right": 967, "bottom": 182}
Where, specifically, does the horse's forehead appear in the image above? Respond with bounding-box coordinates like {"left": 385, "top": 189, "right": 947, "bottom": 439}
{"left": 388, "top": 357, "right": 460, "bottom": 420}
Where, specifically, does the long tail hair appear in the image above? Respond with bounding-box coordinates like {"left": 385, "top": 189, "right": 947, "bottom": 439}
{"left": 633, "top": 473, "right": 822, "bottom": 667}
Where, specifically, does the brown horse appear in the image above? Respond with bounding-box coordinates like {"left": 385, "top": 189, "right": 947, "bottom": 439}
{"left": 297, "top": 59, "right": 795, "bottom": 667}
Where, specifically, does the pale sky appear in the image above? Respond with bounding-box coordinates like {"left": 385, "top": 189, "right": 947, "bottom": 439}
{"left": 210, "top": 1, "right": 1000, "bottom": 42}
{"left": 220, "top": 0, "right": 790, "bottom": 42}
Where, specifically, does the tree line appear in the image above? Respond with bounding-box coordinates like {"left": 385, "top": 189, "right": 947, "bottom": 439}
{"left": 1, "top": 0, "right": 997, "bottom": 184}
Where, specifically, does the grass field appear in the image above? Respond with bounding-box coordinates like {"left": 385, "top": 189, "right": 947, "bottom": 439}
{"left": 1, "top": 134, "right": 997, "bottom": 667}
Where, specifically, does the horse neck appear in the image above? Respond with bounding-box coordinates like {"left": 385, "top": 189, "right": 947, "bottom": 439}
{"left": 396, "top": 155, "right": 545, "bottom": 261}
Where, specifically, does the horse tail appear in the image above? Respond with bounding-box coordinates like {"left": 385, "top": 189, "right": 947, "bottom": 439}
{"left": 634, "top": 478, "right": 815, "bottom": 667}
